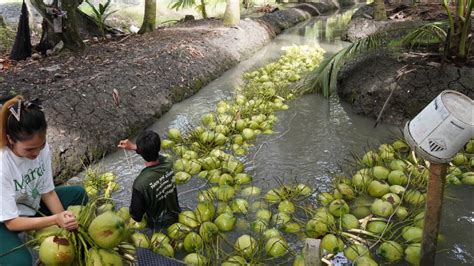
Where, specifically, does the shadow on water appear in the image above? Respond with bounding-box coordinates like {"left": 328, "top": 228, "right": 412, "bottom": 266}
{"left": 83, "top": 6, "right": 473, "bottom": 265}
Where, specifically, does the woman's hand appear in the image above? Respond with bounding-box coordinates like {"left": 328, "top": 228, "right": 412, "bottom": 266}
{"left": 55, "top": 211, "right": 78, "bottom": 231}
{"left": 118, "top": 139, "right": 137, "bottom": 151}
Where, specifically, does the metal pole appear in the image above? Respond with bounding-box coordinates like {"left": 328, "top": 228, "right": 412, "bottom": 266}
{"left": 420, "top": 162, "right": 447, "bottom": 266}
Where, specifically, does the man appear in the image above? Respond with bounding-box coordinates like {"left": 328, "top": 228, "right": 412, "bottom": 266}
{"left": 118, "top": 130, "right": 181, "bottom": 228}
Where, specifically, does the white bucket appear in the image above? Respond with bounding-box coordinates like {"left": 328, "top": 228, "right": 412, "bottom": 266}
{"left": 404, "top": 90, "right": 474, "bottom": 163}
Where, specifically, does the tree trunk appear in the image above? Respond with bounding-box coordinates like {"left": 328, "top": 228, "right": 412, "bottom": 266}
{"left": 200, "top": 0, "right": 208, "bottom": 19}
{"left": 139, "top": 0, "right": 156, "bottom": 34}
{"left": 0, "top": 15, "right": 5, "bottom": 28}
{"left": 373, "top": 0, "right": 388, "bottom": 20}
{"left": 30, "top": 0, "right": 85, "bottom": 52}
{"left": 223, "top": 0, "right": 240, "bottom": 26}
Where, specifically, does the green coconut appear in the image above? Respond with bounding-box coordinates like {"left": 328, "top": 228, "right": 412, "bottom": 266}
{"left": 447, "top": 174, "right": 462, "bottom": 185}
{"left": 367, "top": 221, "right": 388, "bottom": 235}
{"left": 87, "top": 248, "right": 123, "bottom": 266}
{"left": 404, "top": 243, "right": 421, "bottom": 265}
{"left": 34, "top": 225, "right": 63, "bottom": 244}
{"left": 306, "top": 218, "right": 328, "bottom": 238}
{"left": 183, "top": 253, "right": 207, "bottom": 266}
{"left": 234, "top": 173, "right": 252, "bottom": 185}
{"left": 195, "top": 202, "right": 216, "bottom": 223}
{"left": 451, "top": 153, "right": 468, "bottom": 166}
{"left": 328, "top": 199, "right": 350, "bottom": 217}
{"left": 179, "top": 211, "right": 200, "bottom": 228}
{"left": 167, "top": 128, "right": 182, "bottom": 141}
{"left": 116, "top": 207, "right": 130, "bottom": 221}
{"left": 461, "top": 172, "right": 474, "bottom": 185}
{"left": 362, "top": 151, "right": 380, "bottom": 166}
{"left": 151, "top": 232, "right": 170, "bottom": 246}
{"left": 251, "top": 219, "right": 268, "bottom": 233}
{"left": 167, "top": 223, "right": 192, "bottom": 240}
{"left": 272, "top": 212, "right": 291, "bottom": 226}
{"left": 183, "top": 232, "right": 203, "bottom": 252}
{"left": 382, "top": 193, "right": 401, "bottom": 206}
{"left": 222, "top": 256, "right": 247, "bottom": 266}
{"left": 414, "top": 212, "right": 425, "bottom": 228}
{"left": 214, "top": 213, "right": 236, "bottom": 232}
{"left": 235, "top": 235, "right": 257, "bottom": 259}
{"left": 217, "top": 185, "right": 235, "bottom": 202}
{"left": 404, "top": 190, "right": 426, "bottom": 205}
{"left": 199, "top": 221, "right": 219, "bottom": 243}
{"left": 320, "top": 234, "right": 344, "bottom": 253}
{"left": 353, "top": 256, "right": 378, "bottom": 266}
{"left": 314, "top": 208, "right": 336, "bottom": 224}
{"left": 153, "top": 243, "right": 174, "bottom": 258}
{"left": 351, "top": 205, "right": 371, "bottom": 219}
{"left": 39, "top": 236, "right": 75, "bottom": 266}
{"left": 131, "top": 232, "right": 149, "bottom": 248}
{"left": 283, "top": 222, "right": 301, "bottom": 233}
{"left": 296, "top": 184, "right": 312, "bottom": 196}
{"left": 341, "top": 214, "right": 360, "bottom": 230}
{"left": 230, "top": 198, "right": 249, "bottom": 214}
{"left": 278, "top": 200, "right": 295, "bottom": 214}
{"left": 344, "top": 244, "right": 370, "bottom": 262}
{"left": 367, "top": 180, "right": 390, "bottom": 198}
{"left": 387, "top": 170, "right": 408, "bottom": 186}
{"left": 389, "top": 159, "right": 407, "bottom": 171}
{"left": 371, "top": 199, "right": 394, "bottom": 218}
{"left": 402, "top": 226, "right": 423, "bottom": 243}
{"left": 197, "top": 189, "right": 215, "bottom": 202}
{"left": 216, "top": 201, "right": 233, "bottom": 215}
{"left": 395, "top": 206, "right": 409, "bottom": 220}
{"left": 377, "top": 241, "right": 403, "bottom": 263}
{"left": 240, "top": 186, "right": 261, "bottom": 197}
{"left": 88, "top": 211, "right": 125, "bottom": 249}
{"left": 256, "top": 209, "right": 272, "bottom": 222}
{"left": 371, "top": 166, "right": 390, "bottom": 180}
{"left": 96, "top": 203, "right": 114, "bottom": 215}
{"left": 318, "top": 192, "right": 334, "bottom": 205}
{"left": 337, "top": 183, "right": 356, "bottom": 200}
{"left": 389, "top": 185, "right": 406, "bottom": 195}
{"left": 265, "top": 189, "right": 282, "bottom": 203}
{"left": 293, "top": 254, "right": 305, "bottom": 266}
{"left": 263, "top": 228, "right": 282, "bottom": 240}
{"left": 265, "top": 237, "right": 289, "bottom": 257}
{"left": 242, "top": 128, "right": 255, "bottom": 140}
{"left": 175, "top": 171, "right": 192, "bottom": 184}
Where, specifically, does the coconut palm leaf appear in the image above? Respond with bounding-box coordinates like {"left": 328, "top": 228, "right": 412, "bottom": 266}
{"left": 401, "top": 21, "right": 447, "bottom": 49}
{"left": 170, "top": 0, "right": 197, "bottom": 10}
{"left": 303, "top": 33, "right": 385, "bottom": 97}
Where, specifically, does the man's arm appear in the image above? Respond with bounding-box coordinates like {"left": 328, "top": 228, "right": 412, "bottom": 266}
{"left": 130, "top": 188, "right": 147, "bottom": 222}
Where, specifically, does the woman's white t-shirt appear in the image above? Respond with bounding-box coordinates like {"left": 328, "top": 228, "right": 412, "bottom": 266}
{"left": 0, "top": 143, "right": 55, "bottom": 222}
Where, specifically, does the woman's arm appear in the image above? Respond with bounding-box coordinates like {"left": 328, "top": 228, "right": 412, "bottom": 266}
{"left": 41, "top": 190, "right": 65, "bottom": 214}
{"left": 4, "top": 211, "right": 77, "bottom": 231}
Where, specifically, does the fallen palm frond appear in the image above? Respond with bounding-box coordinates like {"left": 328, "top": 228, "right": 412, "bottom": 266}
{"left": 302, "top": 33, "right": 386, "bottom": 97}
{"left": 401, "top": 21, "right": 447, "bottom": 49}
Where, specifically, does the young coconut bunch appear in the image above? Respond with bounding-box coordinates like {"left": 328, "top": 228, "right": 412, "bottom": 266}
{"left": 83, "top": 166, "right": 120, "bottom": 199}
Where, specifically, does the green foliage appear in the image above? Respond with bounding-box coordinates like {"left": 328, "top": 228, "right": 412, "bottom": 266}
{"left": 85, "top": 0, "right": 117, "bottom": 36}
{"left": 0, "top": 25, "right": 15, "bottom": 54}
{"left": 401, "top": 21, "right": 447, "bottom": 49}
{"left": 304, "top": 33, "right": 385, "bottom": 97}
{"left": 169, "top": 0, "right": 211, "bottom": 18}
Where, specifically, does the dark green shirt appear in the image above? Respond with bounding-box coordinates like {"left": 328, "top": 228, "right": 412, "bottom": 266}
{"left": 130, "top": 155, "right": 181, "bottom": 228}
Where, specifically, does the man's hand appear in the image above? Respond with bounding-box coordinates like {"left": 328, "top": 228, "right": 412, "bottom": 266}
{"left": 55, "top": 211, "right": 78, "bottom": 231}
{"left": 118, "top": 139, "right": 137, "bottom": 151}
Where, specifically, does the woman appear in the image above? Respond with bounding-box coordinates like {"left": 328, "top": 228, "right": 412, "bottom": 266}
{"left": 0, "top": 96, "right": 88, "bottom": 265}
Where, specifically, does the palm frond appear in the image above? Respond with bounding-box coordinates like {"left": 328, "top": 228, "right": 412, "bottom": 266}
{"left": 302, "top": 33, "right": 385, "bottom": 97}
{"left": 170, "top": 0, "right": 196, "bottom": 10}
{"left": 401, "top": 21, "right": 448, "bottom": 49}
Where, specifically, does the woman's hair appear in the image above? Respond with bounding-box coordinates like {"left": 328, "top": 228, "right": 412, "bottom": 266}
{"left": 136, "top": 130, "right": 161, "bottom": 162}
{"left": 0, "top": 96, "right": 47, "bottom": 147}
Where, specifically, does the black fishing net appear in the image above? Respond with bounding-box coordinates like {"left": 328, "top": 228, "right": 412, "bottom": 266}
{"left": 137, "top": 248, "right": 185, "bottom": 266}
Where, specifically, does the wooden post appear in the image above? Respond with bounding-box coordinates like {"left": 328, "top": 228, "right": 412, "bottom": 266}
{"left": 420, "top": 162, "right": 447, "bottom": 266}
{"left": 304, "top": 238, "right": 321, "bottom": 266}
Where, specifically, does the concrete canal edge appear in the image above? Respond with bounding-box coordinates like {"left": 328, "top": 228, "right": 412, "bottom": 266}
{"left": 0, "top": 1, "right": 356, "bottom": 180}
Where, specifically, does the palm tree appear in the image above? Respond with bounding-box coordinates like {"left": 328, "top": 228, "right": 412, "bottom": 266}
{"left": 139, "top": 0, "right": 157, "bottom": 34}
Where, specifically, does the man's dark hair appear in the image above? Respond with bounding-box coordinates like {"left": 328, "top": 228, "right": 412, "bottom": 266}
{"left": 136, "top": 130, "right": 161, "bottom": 162}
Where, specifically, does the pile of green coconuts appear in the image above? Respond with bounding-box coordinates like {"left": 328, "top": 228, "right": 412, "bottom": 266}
{"left": 30, "top": 44, "right": 473, "bottom": 265}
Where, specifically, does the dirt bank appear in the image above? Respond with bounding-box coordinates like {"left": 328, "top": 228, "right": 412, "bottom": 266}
{"left": 0, "top": 2, "right": 348, "bottom": 180}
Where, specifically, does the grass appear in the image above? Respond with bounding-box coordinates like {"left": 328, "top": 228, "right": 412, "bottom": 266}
{"left": 0, "top": 25, "right": 15, "bottom": 55}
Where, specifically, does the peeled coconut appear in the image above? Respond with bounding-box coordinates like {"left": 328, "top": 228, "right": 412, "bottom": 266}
{"left": 87, "top": 248, "right": 123, "bottom": 266}
{"left": 234, "top": 235, "right": 257, "bottom": 258}
{"left": 321, "top": 234, "right": 344, "bottom": 253}
{"left": 377, "top": 241, "right": 403, "bottom": 263}
{"left": 265, "top": 237, "right": 289, "bottom": 257}
{"left": 88, "top": 211, "right": 125, "bottom": 249}
{"left": 39, "top": 236, "right": 75, "bottom": 266}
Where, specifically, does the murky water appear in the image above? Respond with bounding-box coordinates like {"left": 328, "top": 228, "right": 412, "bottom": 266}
{"left": 84, "top": 7, "right": 473, "bottom": 265}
